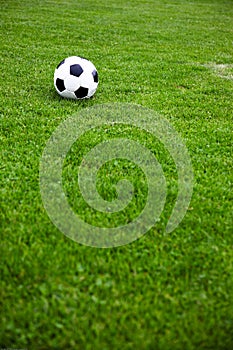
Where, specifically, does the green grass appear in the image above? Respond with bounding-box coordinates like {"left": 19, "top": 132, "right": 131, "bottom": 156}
{"left": 1, "top": 0, "right": 233, "bottom": 349}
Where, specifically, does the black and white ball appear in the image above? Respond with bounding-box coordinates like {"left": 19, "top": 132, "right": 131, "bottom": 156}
{"left": 54, "top": 56, "right": 99, "bottom": 99}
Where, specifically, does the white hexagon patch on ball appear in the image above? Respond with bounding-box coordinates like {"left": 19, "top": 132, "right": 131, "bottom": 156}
{"left": 54, "top": 56, "right": 99, "bottom": 99}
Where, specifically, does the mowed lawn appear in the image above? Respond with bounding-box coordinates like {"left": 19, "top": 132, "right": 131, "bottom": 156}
{"left": 1, "top": 0, "right": 233, "bottom": 349}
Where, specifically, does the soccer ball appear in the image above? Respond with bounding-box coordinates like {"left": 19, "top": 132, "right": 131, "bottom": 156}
{"left": 54, "top": 56, "right": 99, "bottom": 99}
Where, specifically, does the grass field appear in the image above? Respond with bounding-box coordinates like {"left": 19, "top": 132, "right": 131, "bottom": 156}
{"left": 1, "top": 0, "right": 233, "bottom": 349}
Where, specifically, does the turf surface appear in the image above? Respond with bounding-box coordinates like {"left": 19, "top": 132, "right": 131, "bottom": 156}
{"left": 1, "top": 0, "right": 233, "bottom": 349}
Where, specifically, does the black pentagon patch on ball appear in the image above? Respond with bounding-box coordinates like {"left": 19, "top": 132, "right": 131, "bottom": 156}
{"left": 56, "top": 78, "right": 65, "bottom": 92}
{"left": 74, "top": 86, "right": 89, "bottom": 99}
{"left": 92, "top": 70, "right": 98, "bottom": 83}
{"left": 57, "top": 59, "right": 65, "bottom": 69}
{"left": 70, "top": 64, "right": 83, "bottom": 77}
